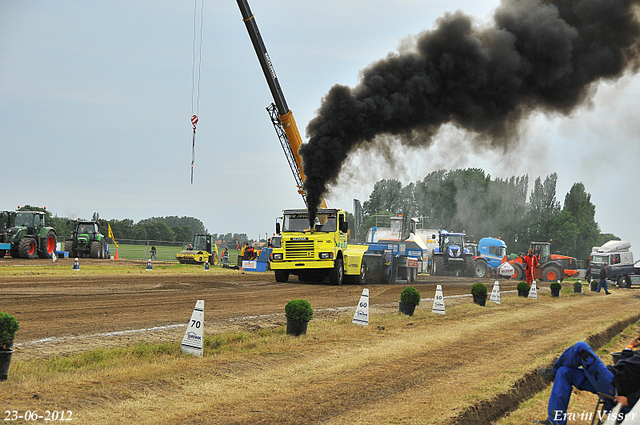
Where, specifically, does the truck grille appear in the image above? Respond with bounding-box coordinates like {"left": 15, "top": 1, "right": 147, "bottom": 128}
{"left": 285, "top": 240, "right": 315, "bottom": 259}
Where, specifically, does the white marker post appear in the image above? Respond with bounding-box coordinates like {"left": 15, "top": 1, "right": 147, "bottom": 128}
{"left": 432, "top": 285, "right": 445, "bottom": 315}
{"left": 352, "top": 288, "right": 369, "bottom": 326}
{"left": 181, "top": 300, "right": 204, "bottom": 357}
{"left": 490, "top": 280, "right": 501, "bottom": 304}
{"left": 528, "top": 281, "right": 538, "bottom": 300}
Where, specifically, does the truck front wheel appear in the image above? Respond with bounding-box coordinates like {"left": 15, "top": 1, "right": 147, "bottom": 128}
{"left": 329, "top": 258, "right": 344, "bottom": 285}
{"left": 474, "top": 260, "right": 488, "bottom": 278}
{"left": 618, "top": 275, "right": 631, "bottom": 289}
{"left": 275, "top": 270, "right": 289, "bottom": 283}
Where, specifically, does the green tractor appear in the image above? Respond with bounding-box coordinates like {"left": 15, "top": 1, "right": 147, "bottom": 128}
{"left": 64, "top": 221, "right": 108, "bottom": 259}
{"left": 0, "top": 210, "right": 57, "bottom": 259}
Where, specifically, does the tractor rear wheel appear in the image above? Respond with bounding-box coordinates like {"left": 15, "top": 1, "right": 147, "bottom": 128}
{"left": 19, "top": 238, "right": 38, "bottom": 259}
{"left": 211, "top": 253, "right": 219, "bottom": 266}
{"left": 432, "top": 255, "right": 445, "bottom": 276}
{"left": 90, "top": 241, "right": 101, "bottom": 258}
{"left": 511, "top": 263, "right": 525, "bottom": 280}
{"left": 464, "top": 256, "right": 475, "bottom": 277}
{"left": 542, "top": 266, "right": 562, "bottom": 282}
{"left": 39, "top": 231, "right": 56, "bottom": 259}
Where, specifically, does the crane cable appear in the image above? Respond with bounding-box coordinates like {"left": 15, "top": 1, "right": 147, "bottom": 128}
{"left": 191, "top": 0, "right": 204, "bottom": 184}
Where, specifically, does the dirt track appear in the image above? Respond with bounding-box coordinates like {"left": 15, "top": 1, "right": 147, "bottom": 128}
{"left": 1, "top": 258, "right": 517, "bottom": 358}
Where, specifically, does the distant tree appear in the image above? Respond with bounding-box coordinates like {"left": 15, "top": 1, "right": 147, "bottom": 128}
{"left": 138, "top": 216, "right": 207, "bottom": 236}
{"left": 597, "top": 233, "right": 620, "bottom": 247}
{"left": 172, "top": 226, "right": 193, "bottom": 243}
{"left": 362, "top": 179, "right": 404, "bottom": 217}
{"left": 562, "top": 183, "right": 600, "bottom": 260}
{"left": 547, "top": 210, "right": 579, "bottom": 255}
{"left": 527, "top": 173, "right": 561, "bottom": 242}
{"left": 132, "top": 224, "right": 147, "bottom": 240}
{"left": 143, "top": 221, "right": 174, "bottom": 242}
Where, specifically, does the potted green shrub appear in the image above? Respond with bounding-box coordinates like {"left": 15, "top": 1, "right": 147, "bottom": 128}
{"left": 399, "top": 286, "right": 421, "bottom": 316}
{"left": 0, "top": 312, "right": 19, "bottom": 381}
{"left": 550, "top": 281, "right": 562, "bottom": 297}
{"left": 285, "top": 299, "right": 313, "bottom": 336}
{"left": 590, "top": 279, "right": 598, "bottom": 292}
{"left": 516, "top": 281, "right": 530, "bottom": 297}
{"left": 573, "top": 280, "right": 582, "bottom": 294}
{"left": 471, "top": 283, "right": 488, "bottom": 306}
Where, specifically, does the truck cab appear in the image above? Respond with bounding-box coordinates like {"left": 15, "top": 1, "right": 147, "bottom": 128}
{"left": 473, "top": 237, "right": 507, "bottom": 278}
{"left": 588, "top": 240, "right": 636, "bottom": 287}
{"left": 270, "top": 208, "right": 368, "bottom": 285}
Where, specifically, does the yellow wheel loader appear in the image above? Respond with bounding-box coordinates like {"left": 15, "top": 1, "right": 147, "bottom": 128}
{"left": 176, "top": 234, "right": 219, "bottom": 265}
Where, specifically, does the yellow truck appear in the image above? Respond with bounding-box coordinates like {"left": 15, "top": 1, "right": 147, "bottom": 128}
{"left": 269, "top": 208, "right": 369, "bottom": 285}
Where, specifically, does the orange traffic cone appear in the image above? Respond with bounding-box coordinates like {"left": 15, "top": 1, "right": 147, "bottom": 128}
{"left": 114, "top": 250, "right": 119, "bottom": 260}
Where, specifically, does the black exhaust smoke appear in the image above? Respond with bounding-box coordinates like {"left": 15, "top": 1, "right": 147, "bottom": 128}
{"left": 300, "top": 0, "right": 640, "bottom": 225}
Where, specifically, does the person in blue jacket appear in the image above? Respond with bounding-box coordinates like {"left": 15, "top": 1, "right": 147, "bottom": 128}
{"left": 534, "top": 335, "right": 640, "bottom": 424}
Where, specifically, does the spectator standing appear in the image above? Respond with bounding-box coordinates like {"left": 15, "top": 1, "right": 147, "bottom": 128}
{"left": 598, "top": 264, "right": 611, "bottom": 295}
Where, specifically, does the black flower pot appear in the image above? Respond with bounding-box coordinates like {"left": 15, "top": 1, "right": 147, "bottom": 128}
{"left": 551, "top": 288, "right": 560, "bottom": 297}
{"left": 473, "top": 295, "right": 487, "bottom": 306}
{"left": 574, "top": 286, "right": 582, "bottom": 294}
{"left": 0, "top": 350, "right": 14, "bottom": 381}
{"left": 517, "top": 290, "right": 529, "bottom": 297}
{"left": 286, "top": 318, "right": 308, "bottom": 336}
{"left": 398, "top": 301, "right": 417, "bottom": 316}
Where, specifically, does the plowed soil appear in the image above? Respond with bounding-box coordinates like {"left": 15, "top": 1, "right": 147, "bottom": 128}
{"left": 2, "top": 258, "right": 640, "bottom": 424}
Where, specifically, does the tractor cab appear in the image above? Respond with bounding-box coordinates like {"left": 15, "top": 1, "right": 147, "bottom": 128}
{"left": 531, "top": 242, "right": 551, "bottom": 263}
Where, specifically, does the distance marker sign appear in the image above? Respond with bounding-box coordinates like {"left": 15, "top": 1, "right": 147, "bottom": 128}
{"left": 181, "top": 300, "right": 204, "bottom": 357}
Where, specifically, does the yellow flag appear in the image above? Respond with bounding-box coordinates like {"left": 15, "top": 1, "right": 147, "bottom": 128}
{"left": 108, "top": 222, "right": 119, "bottom": 248}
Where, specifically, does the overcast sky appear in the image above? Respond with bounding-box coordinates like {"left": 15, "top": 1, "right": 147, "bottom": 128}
{"left": 1, "top": 1, "right": 638, "bottom": 253}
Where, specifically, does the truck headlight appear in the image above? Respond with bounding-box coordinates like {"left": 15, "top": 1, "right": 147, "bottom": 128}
{"left": 319, "top": 252, "right": 334, "bottom": 259}
{"left": 272, "top": 253, "right": 283, "bottom": 260}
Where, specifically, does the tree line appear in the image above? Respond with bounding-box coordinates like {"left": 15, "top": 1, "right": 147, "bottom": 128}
{"left": 353, "top": 168, "right": 618, "bottom": 260}
{"left": 1, "top": 207, "right": 254, "bottom": 246}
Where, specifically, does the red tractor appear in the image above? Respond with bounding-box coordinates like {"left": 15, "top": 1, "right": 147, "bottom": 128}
{"left": 501, "top": 241, "right": 579, "bottom": 282}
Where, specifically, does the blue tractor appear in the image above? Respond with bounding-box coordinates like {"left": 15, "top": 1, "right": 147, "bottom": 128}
{"left": 430, "top": 231, "right": 475, "bottom": 276}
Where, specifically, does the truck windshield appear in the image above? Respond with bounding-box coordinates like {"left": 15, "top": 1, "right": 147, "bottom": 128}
{"left": 282, "top": 213, "right": 337, "bottom": 233}
{"left": 591, "top": 255, "right": 608, "bottom": 266}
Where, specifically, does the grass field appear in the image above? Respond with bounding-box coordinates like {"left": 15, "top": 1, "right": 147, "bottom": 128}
{"left": 102, "top": 243, "right": 242, "bottom": 263}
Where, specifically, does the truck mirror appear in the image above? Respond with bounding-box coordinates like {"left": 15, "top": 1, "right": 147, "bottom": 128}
{"left": 275, "top": 222, "right": 281, "bottom": 234}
